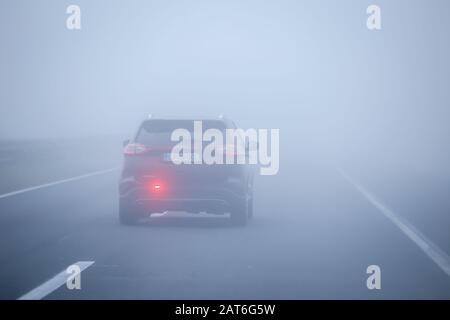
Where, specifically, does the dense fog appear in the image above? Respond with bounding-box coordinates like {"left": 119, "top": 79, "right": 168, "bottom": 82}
{"left": 1, "top": 1, "right": 448, "bottom": 159}
{"left": 0, "top": 0, "right": 449, "bottom": 299}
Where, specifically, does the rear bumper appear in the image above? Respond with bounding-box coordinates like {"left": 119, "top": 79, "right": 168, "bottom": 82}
{"left": 135, "top": 198, "right": 231, "bottom": 214}
{"left": 119, "top": 176, "right": 247, "bottom": 214}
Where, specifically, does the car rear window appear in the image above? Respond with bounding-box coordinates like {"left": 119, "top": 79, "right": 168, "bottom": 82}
{"left": 135, "top": 120, "right": 227, "bottom": 146}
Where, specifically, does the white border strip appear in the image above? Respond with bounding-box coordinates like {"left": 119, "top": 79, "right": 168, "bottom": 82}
{"left": 0, "top": 168, "right": 117, "bottom": 200}
{"left": 339, "top": 168, "right": 450, "bottom": 277}
{"left": 18, "top": 261, "right": 95, "bottom": 300}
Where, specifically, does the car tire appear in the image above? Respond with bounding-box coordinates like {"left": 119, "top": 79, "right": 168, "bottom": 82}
{"left": 119, "top": 199, "right": 142, "bottom": 225}
{"left": 247, "top": 182, "right": 254, "bottom": 219}
{"left": 247, "top": 194, "right": 254, "bottom": 219}
{"left": 230, "top": 199, "right": 248, "bottom": 226}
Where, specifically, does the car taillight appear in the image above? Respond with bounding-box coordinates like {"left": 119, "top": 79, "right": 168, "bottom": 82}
{"left": 123, "top": 143, "right": 147, "bottom": 155}
{"left": 149, "top": 180, "right": 164, "bottom": 193}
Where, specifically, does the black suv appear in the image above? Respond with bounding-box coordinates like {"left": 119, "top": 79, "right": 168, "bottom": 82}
{"left": 119, "top": 117, "right": 255, "bottom": 226}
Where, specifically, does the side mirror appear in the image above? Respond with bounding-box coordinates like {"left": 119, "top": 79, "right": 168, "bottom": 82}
{"left": 123, "top": 139, "right": 130, "bottom": 147}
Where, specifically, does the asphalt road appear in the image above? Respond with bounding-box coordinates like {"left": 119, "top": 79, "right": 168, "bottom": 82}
{"left": 0, "top": 148, "right": 449, "bottom": 299}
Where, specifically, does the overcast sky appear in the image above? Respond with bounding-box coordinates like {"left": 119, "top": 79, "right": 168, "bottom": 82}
{"left": 0, "top": 0, "right": 449, "bottom": 171}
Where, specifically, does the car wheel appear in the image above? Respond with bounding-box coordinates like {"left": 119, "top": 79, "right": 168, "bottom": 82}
{"left": 119, "top": 199, "right": 142, "bottom": 225}
{"left": 230, "top": 199, "right": 248, "bottom": 226}
{"left": 247, "top": 182, "right": 254, "bottom": 219}
{"left": 247, "top": 194, "right": 254, "bottom": 219}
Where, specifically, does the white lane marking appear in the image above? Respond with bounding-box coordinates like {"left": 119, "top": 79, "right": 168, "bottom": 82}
{"left": 339, "top": 169, "right": 450, "bottom": 277}
{"left": 18, "top": 261, "right": 95, "bottom": 300}
{"left": 0, "top": 168, "right": 118, "bottom": 200}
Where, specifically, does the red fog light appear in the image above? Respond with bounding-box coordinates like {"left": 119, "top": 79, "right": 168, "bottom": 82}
{"left": 149, "top": 180, "right": 164, "bottom": 193}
